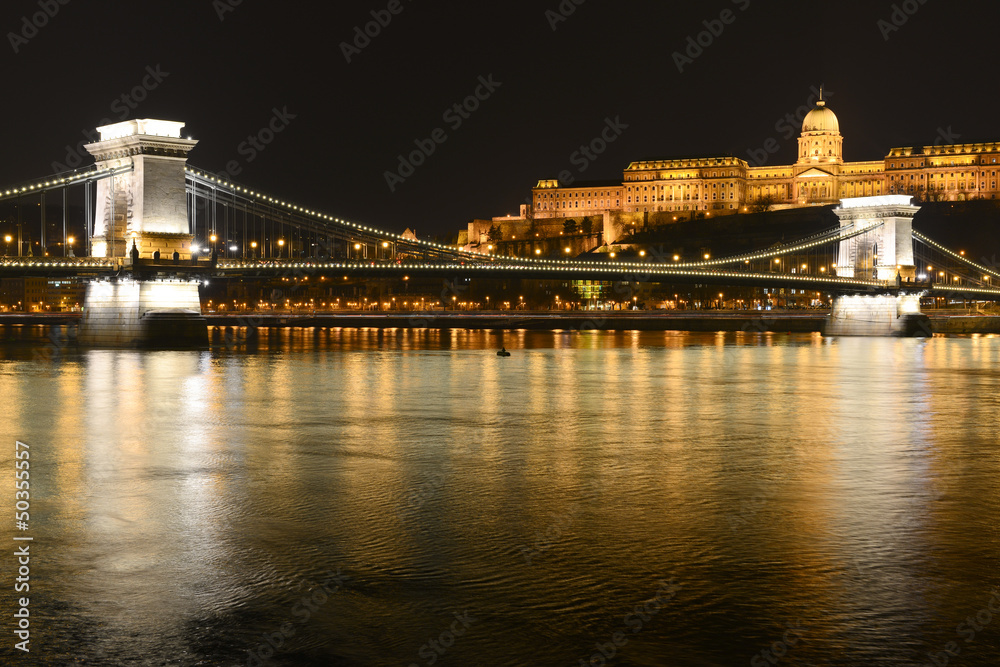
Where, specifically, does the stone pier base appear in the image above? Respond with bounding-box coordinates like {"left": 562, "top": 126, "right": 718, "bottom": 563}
{"left": 79, "top": 279, "right": 208, "bottom": 348}
{"left": 825, "top": 294, "right": 930, "bottom": 337}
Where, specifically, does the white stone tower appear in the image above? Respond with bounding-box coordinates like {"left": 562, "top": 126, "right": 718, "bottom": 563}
{"left": 84, "top": 119, "right": 198, "bottom": 259}
{"left": 834, "top": 195, "right": 918, "bottom": 281}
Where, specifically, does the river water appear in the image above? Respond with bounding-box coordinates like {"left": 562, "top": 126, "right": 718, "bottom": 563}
{"left": 0, "top": 327, "right": 998, "bottom": 666}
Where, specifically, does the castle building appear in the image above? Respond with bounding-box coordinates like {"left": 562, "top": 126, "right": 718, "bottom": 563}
{"left": 534, "top": 93, "right": 1000, "bottom": 216}
{"left": 462, "top": 92, "right": 1000, "bottom": 252}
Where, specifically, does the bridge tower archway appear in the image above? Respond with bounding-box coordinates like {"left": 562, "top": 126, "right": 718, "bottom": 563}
{"left": 834, "top": 195, "right": 919, "bottom": 281}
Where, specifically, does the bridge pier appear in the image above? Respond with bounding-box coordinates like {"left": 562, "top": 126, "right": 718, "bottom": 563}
{"left": 75, "top": 119, "right": 208, "bottom": 348}
{"left": 826, "top": 293, "right": 930, "bottom": 337}
{"left": 79, "top": 277, "right": 207, "bottom": 348}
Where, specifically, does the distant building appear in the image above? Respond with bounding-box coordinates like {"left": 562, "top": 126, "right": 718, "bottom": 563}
{"left": 463, "top": 92, "right": 1000, "bottom": 252}
{"left": 0, "top": 277, "right": 85, "bottom": 311}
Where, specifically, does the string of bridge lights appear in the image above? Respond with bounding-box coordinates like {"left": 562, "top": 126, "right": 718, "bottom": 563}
{"left": 913, "top": 230, "right": 1000, "bottom": 279}
{"left": 931, "top": 284, "right": 1000, "bottom": 295}
{"left": 0, "top": 259, "right": 114, "bottom": 268}
{"left": 0, "top": 165, "right": 130, "bottom": 200}
{"left": 186, "top": 168, "right": 488, "bottom": 258}
{"left": 215, "top": 259, "right": 888, "bottom": 287}
{"left": 665, "top": 221, "right": 883, "bottom": 269}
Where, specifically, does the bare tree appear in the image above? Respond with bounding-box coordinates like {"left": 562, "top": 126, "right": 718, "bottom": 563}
{"left": 748, "top": 194, "right": 775, "bottom": 214}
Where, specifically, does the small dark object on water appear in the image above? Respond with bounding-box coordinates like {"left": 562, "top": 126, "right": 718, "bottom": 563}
{"left": 497, "top": 347, "right": 510, "bottom": 357}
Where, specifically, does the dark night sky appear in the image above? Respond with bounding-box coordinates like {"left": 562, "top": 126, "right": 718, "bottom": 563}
{"left": 4, "top": 0, "right": 1000, "bottom": 239}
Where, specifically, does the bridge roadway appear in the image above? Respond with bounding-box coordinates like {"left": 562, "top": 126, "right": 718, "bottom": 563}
{"left": 3, "top": 257, "right": 1000, "bottom": 299}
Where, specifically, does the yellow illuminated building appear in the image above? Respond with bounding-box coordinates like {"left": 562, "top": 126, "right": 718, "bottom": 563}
{"left": 532, "top": 93, "right": 1000, "bottom": 217}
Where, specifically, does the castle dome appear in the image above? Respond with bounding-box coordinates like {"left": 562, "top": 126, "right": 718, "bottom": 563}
{"left": 802, "top": 99, "right": 840, "bottom": 133}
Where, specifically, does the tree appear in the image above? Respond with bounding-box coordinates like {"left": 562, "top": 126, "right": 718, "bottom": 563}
{"left": 487, "top": 224, "right": 502, "bottom": 243}
{"left": 748, "top": 194, "right": 775, "bottom": 214}
{"left": 563, "top": 219, "right": 578, "bottom": 235}
{"left": 581, "top": 217, "right": 594, "bottom": 235}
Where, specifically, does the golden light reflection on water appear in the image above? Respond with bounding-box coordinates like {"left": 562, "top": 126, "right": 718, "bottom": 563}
{"left": 0, "top": 330, "right": 998, "bottom": 664}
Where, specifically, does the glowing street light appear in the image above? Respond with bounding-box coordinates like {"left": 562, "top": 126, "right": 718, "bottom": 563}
{"left": 278, "top": 238, "right": 285, "bottom": 258}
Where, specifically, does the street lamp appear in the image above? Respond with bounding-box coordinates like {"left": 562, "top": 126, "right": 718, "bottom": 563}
{"left": 67, "top": 236, "right": 75, "bottom": 258}
{"left": 250, "top": 240, "right": 257, "bottom": 259}
{"left": 4, "top": 234, "right": 10, "bottom": 256}
{"left": 278, "top": 238, "right": 285, "bottom": 258}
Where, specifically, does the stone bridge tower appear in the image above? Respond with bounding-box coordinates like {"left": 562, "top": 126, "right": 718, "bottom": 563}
{"left": 84, "top": 119, "right": 198, "bottom": 259}
{"left": 827, "top": 195, "right": 928, "bottom": 337}
{"left": 834, "top": 195, "right": 918, "bottom": 281}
